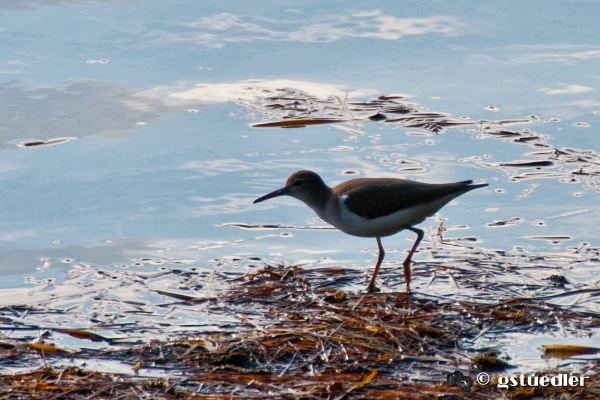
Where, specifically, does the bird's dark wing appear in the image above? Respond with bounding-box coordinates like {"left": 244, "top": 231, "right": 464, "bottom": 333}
{"left": 337, "top": 178, "right": 484, "bottom": 220}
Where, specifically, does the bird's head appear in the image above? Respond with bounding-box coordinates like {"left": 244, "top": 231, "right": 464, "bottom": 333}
{"left": 253, "top": 170, "right": 329, "bottom": 207}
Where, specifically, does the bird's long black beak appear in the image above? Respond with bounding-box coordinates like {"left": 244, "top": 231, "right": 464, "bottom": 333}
{"left": 253, "top": 187, "right": 287, "bottom": 204}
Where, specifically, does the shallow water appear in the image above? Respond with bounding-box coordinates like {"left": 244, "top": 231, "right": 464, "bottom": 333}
{"left": 0, "top": 0, "right": 599, "bottom": 377}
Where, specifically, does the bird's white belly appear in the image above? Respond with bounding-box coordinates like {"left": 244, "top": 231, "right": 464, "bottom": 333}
{"left": 321, "top": 194, "right": 456, "bottom": 238}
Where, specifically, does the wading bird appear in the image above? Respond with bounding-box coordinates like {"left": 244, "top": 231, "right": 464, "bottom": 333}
{"left": 254, "top": 170, "right": 487, "bottom": 293}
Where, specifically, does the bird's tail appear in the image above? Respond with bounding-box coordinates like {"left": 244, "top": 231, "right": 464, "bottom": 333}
{"left": 461, "top": 180, "right": 489, "bottom": 192}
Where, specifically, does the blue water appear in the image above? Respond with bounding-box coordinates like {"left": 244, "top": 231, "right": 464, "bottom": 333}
{"left": 0, "top": 1, "right": 598, "bottom": 274}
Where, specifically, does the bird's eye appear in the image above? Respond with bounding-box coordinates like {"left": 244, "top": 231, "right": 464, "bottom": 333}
{"left": 294, "top": 179, "right": 303, "bottom": 187}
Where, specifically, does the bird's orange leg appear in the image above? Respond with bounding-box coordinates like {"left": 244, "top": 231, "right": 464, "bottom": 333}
{"left": 403, "top": 227, "right": 424, "bottom": 293}
{"left": 367, "top": 237, "right": 384, "bottom": 293}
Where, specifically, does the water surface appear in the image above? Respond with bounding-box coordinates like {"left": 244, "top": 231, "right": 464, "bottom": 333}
{"left": 0, "top": 0, "right": 599, "bottom": 376}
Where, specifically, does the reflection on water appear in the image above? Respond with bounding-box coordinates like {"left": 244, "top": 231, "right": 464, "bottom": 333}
{"left": 162, "top": 79, "right": 375, "bottom": 103}
{"left": 0, "top": 238, "right": 173, "bottom": 279}
{"left": 153, "top": 11, "right": 466, "bottom": 47}
{"left": 0, "top": 81, "right": 201, "bottom": 148}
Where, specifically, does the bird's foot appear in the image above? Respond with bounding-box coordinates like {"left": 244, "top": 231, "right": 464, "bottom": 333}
{"left": 366, "top": 284, "right": 380, "bottom": 294}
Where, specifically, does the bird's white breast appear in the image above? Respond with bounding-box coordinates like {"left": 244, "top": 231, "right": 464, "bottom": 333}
{"left": 319, "top": 193, "right": 459, "bottom": 238}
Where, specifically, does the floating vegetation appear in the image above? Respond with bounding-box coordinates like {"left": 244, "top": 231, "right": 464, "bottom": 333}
{"left": 524, "top": 235, "right": 574, "bottom": 244}
{"left": 473, "top": 351, "right": 511, "bottom": 372}
{"left": 244, "top": 88, "right": 538, "bottom": 135}
{"left": 17, "top": 137, "right": 76, "bottom": 148}
{"left": 543, "top": 345, "right": 600, "bottom": 359}
{"left": 252, "top": 117, "right": 347, "bottom": 128}
{"left": 486, "top": 216, "right": 525, "bottom": 227}
{"left": 476, "top": 147, "right": 600, "bottom": 191}
{"left": 218, "top": 222, "right": 335, "bottom": 230}
{"left": 0, "top": 239, "right": 600, "bottom": 398}
{"left": 241, "top": 87, "right": 600, "bottom": 193}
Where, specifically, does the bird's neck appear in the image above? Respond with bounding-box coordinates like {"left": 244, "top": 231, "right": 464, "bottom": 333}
{"left": 304, "top": 185, "right": 334, "bottom": 218}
